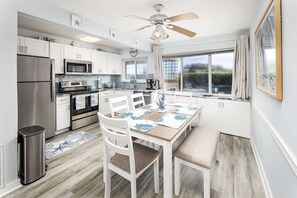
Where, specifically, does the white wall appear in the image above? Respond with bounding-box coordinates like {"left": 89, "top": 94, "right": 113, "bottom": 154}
{"left": 250, "top": 0, "right": 297, "bottom": 197}
{"left": 120, "top": 49, "right": 154, "bottom": 74}
{"left": 0, "top": 0, "right": 18, "bottom": 190}
{"left": 160, "top": 30, "right": 249, "bottom": 56}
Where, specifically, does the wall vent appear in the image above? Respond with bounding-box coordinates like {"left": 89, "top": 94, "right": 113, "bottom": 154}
{"left": 0, "top": 146, "right": 4, "bottom": 189}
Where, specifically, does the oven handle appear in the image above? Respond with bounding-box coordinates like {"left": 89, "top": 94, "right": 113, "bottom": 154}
{"left": 72, "top": 93, "right": 98, "bottom": 98}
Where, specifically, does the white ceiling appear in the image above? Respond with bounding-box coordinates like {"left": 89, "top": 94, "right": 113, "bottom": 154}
{"left": 45, "top": 0, "right": 259, "bottom": 43}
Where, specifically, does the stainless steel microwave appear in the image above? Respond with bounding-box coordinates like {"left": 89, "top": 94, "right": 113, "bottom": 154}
{"left": 64, "top": 59, "right": 92, "bottom": 75}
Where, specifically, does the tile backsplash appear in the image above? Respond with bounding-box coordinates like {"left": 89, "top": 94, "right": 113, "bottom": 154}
{"left": 55, "top": 73, "right": 154, "bottom": 92}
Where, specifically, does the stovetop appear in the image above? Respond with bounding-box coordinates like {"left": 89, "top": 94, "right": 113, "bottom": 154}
{"left": 59, "top": 89, "right": 99, "bottom": 95}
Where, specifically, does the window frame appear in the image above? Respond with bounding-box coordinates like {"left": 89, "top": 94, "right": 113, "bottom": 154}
{"left": 163, "top": 49, "right": 234, "bottom": 95}
{"left": 123, "top": 57, "right": 148, "bottom": 83}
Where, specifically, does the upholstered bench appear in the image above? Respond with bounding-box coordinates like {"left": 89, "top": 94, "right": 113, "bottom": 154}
{"left": 174, "top": 126, "right": 220, "bottom": 198}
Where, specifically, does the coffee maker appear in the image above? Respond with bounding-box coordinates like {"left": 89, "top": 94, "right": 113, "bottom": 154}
{"left": 146, "top": 79, "right": 160, "bottom": 90}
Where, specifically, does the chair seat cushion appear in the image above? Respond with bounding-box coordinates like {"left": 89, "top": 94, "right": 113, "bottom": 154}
{"left": 174, "top": 127, "right": 219, "bottom": 169}
{"left": 111, "top": 143, "right": 159, "bottom": 174}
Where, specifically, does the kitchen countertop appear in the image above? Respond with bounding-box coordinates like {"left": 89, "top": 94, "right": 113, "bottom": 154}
{"left": 97, "top": 88, "right": 250, "bottom": 102}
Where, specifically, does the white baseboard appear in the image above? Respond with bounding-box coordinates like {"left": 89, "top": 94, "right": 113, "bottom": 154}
{"left": 0, "top": 179, "right": 22, "bottom": 197}
{"left": 250, "top": 138, "right": 273, "bottom": 198}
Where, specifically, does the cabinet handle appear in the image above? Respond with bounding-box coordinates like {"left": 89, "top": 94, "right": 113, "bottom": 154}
{"left": 222, "top": 102, "right": 224, "bottom": 108}
{"left": 219, "top": 101, "right": 221, "bottom": 108}
{"left": 20, "top": 46, "right": 24, "bottom": 52}
{"left": 24, "top": 46, "right": 28, "bottom": 53}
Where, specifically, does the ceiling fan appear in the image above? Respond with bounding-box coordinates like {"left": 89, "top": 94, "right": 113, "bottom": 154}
{"left": 126, "top": 4, "right": 199, "bottom": 42}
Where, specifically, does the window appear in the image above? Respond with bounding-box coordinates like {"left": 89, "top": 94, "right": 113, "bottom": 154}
{"left": 211, "top": 52, "right": 233, "bottom": 94}
{"left": 124, "top": 59, "right": 148, "bottom": 81}
{"left": 182, "top": 55, "right": 209, "bottom": 93}
{"left": 163, "top": 58, "right": 181, "bottom": 90}
{"left": 163, "top": 51, "right": 234, "bottom": 95}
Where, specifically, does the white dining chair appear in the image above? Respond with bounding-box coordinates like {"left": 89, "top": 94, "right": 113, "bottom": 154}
{"left": 98, "top": 112, "right": 160, "bottom": 198}
{"left": 130, "top": 93, "right": 145, "bottom": 110}
{"left": 174, "top": 91, "right": 193, "bottom": 103}
{"left": 109, "top": 96, "right": 130, "bottom": 117}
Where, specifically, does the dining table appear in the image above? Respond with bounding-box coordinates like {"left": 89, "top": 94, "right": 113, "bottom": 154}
{"left": 121, "top": 103, "right": 202, "bottom": 198}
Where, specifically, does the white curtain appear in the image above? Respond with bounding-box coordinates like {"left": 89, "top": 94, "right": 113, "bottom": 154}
{"left": 231, "top": 35, "right": 249, "bottom": 99}
{"left": 153, "top": 46, "right": 165, "bottom": 89}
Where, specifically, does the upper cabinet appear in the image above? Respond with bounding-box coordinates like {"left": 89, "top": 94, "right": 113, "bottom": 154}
{"left": 50, "top": 42, "right": 64, "bottom": 74}
{"left": 17, "top": 36, "right": 49, "bottom": 57}
{"left": 91, "top": 50, "right": 108, "bottom": 74}
{"left": 107, "top": 53, "right": 122, "bottom": 75}
{"left": 64, "top": 45, "right": 91, "bottom": 61}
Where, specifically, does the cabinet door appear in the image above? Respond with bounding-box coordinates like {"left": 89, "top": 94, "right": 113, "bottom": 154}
{"left": 50, "top": 43, "right": 64, "bottom": 74}
{"left": 107, "top": 53, "right": 115, "bottom": 74}
{"left": 17, "top": 36, "right": 25, "bottom": 54}
{"left": 221, "top": 100, "right": 250, "bottom": 138}
{"left": 114, "top": 54, "right": 122, "bottom": 74}
{"left": 78, "top": 47, "right": 91, "bottom": 61}
{"left": 98, "top": 51, "right": 108, "bottom": 74}
{"left": 24, "top": 37, "right": 49, "bottom": 57}
{"left": 64, "top": 45, "right": 77, "bottom": 60}
{"left": 91, "top": 50, "right": 100, "bottom": 74}
{"left": 99, "top": 96, "right": 110, "bottom": 115}
{"left": 200, "top": 99, "right": 221, "bottom": 131}
{"left": 56, "top": 96, "right": 70, "bottom": 130}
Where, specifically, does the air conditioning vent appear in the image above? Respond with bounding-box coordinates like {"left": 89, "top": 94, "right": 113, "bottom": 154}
{"left": 0, "top": 146, "right": 4, "bottom": 189}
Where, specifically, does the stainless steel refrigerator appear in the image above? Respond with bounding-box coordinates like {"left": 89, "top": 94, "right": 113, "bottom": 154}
{"left": 17, "top": 55, "right": 56, "bottom": 139}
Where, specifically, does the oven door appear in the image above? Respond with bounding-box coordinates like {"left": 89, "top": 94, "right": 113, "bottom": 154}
{"left": 64, "top": 59, "right": 92, "bottom": 75}
{"left": 71, "top": 94, "right": 98, "bottom": 116}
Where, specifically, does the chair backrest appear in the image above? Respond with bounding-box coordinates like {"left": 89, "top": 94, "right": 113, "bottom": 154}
{"left": 98, "top": 112, "right": 136, "bottom": 175}
{"left": 130, "top": 93, "right": 145, "bottom": 110}
{"left": 174, "top": 91, "right": 193, "bottom": 103}
{"left": 109, "top": 96, "right": 130, "bottom": 117}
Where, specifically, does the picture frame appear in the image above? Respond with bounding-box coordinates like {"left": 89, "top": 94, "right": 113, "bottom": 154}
{"left": 254, "top": 0, "right": 282, "bottom": 100}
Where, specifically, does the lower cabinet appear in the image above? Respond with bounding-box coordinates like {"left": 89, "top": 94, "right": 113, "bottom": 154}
{"left": 99, "top": 91, "right": 114, "bottom": 115}
{"left": 56, "top": 95, "right": 70, "bottom": 131}
{"left": 197, "top": 98, "right": 250, "bottom": 138}
{"left": 220, "top": 100, "right": 250, "bottom": 138}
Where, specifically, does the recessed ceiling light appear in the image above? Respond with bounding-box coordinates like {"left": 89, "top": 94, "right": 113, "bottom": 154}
{"left": 80, "top": 35, "right": 100, "bottom": 43}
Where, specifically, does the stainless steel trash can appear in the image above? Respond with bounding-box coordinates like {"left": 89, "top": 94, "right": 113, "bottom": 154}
{"left": 18, "top": 125, "right": 46, "bottom": 185}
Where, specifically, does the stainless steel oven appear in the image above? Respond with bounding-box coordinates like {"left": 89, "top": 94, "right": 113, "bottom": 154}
{"left": 70, "top": 93, "right": 98, "bottom": 130}
{"left": 60, "top": 81, "right": 98, "bottom": 130}
{"left": 64, "top": 59, "right": 92, "bottom": 75}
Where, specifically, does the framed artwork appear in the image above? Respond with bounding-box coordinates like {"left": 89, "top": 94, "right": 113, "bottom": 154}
{"left": 254, "top": 0, "right": 282, "bottom": 100}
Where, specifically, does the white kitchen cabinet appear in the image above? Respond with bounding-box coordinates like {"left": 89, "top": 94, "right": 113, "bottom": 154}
{"left": 56, "top": 95, "right": 70, "bottom": 131}
{"left": 221, "top": 100, "right": 250, "bottom": 138}
{"left": 17, "top": 36, "right": 49, "bottom": 57}
{"left": 107, "top": 53, "right": 122, "bottom": 74}
{"left": 91, "top": 50, "right": 108, "bottom": 74}
{"left": 99, "top": 91, "right": 114, "bottom": 115}
{"left": 50, "top": 42, "right": 64, "bottom": 74}
{"left": 200, "top": 99, "right": 221, "bottom": 131}
{"left": 198, "top": 98, "right": 250, "bottom": 138}
{"left": 64, "top": 45, "right": 91, "bottom": 61}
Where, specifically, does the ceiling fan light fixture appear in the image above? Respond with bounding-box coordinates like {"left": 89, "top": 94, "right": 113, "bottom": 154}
{"left": 151, "top": 25, "right": 168, "bottom": 41}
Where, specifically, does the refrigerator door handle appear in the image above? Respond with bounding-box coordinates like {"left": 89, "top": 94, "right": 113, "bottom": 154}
{"left": 51, "top": 59, "right": 55, "bottom": 102}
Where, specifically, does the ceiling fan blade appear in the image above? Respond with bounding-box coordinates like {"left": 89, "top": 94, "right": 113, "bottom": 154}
{"left": 168, "top": 25, "right": 197, "bottom": 37}
{"left": 125, "top": 15, "right": 150, "bottom": 21}
{"left": 166, "top": 12, "right": 198, "bottom": 23}
{"left": 128, "top": 25, "right": 153, "bottom": 33}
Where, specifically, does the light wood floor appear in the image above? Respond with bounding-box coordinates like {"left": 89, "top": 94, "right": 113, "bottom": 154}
{"left": 5, "top": 123, "right": 266, "bottom": 198}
